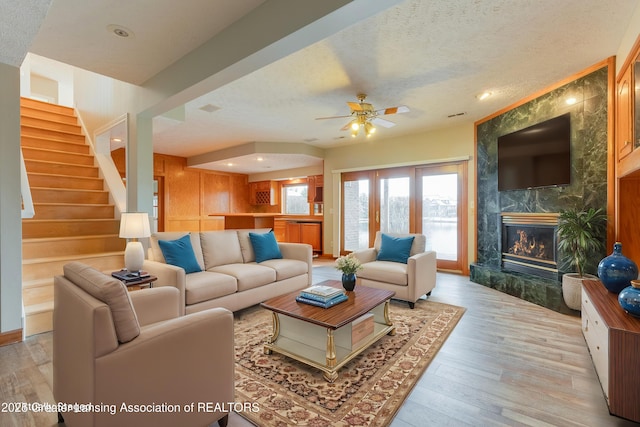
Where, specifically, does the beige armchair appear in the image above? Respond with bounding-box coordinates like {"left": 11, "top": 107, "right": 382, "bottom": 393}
{"left": 352, "top": 232, "right": 436, "bottom": 308}
{"left": 53, "top": 262, "right": 234, "bottom": 427}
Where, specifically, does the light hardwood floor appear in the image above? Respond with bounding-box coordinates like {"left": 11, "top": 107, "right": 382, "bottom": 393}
{"left": 1, "top": 264, "right": 637, "bottom": 426}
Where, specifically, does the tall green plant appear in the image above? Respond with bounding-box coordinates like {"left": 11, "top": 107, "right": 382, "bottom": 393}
{"left": 556, "top": 207, "right": 607, "bottom": 277}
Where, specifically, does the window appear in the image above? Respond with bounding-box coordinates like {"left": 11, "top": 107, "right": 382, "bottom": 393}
{"left": 283, "top": 184, "right": 309, "bottom": 214}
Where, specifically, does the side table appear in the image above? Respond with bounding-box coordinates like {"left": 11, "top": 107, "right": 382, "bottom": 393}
{"left": 111, "top": 270, "right": 158, "bottom": 291}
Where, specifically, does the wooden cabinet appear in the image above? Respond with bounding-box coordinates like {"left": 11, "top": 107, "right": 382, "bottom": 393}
{"left": 307, "top": 175, "right": 323, "bottom": 203}
{"left": 582, "top": 280, "right": 640, "bottom": 422}
{"left": 617, "top": 64, "right": 634, "bottom": 161}
{"left": 249, "top": 181, "right": 279, "bottom": 205}
{"left": 285, "top": 221, "right": 322, "bottom": 253}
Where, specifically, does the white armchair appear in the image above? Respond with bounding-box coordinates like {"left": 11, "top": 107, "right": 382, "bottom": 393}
{"left": 352, "top": 232, "right": 436, "bottom": 308}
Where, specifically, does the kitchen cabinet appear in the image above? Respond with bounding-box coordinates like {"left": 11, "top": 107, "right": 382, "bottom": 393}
{"left": 285, "top": 221, "right": 322, "bottom": 253}
{"left": 249, "top": 181, "right": 279, "bottom": 206}
{"left": 307, "top": 175, "right": 323, "bottom": 204}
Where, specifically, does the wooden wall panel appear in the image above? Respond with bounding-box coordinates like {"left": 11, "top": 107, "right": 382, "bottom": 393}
{"left": 202, "top": 174, "right": 230, "bottom": 214}
{"left": 153, "top": 153, "right": 252, "bottom": 232}
{"left": 618, "top": 176, "right": 640, "bottom": 265}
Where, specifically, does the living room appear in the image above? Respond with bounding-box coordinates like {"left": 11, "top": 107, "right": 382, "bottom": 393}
{"left": 3, "top": 1, "right": 640, "bottom": 426}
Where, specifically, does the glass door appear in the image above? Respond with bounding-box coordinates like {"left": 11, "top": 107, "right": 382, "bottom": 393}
{"left": 341, "top": 171, "right": 374, "bottom": 253}
{"left": 376, "top": 168, "right": 413, "bottom": 234}
{"left": 416, "top": 162, "right": 467, "bottom": 272}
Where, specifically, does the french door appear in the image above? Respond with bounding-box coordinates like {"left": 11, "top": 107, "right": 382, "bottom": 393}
{"left": 341, "top": 162, "right": 467, "bottom": 272}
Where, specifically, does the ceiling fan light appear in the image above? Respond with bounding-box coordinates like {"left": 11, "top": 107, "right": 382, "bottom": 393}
{"left": 350, "top": 121, "right": 359, "bottom": 131}
{"left": 364, "top": 122, "right": 376, "bottom": 136}
{"left": 351, "top": 128, "right": 358, "bottom": 138}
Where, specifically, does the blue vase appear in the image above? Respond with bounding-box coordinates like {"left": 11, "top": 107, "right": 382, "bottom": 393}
{"left": 342, "top": 273, "right": 356, "bottom": 291}
{"left": 618, "top": 280, "right": 640, "bottom": 317}
{"left": 597, "top": 242, "right": 639, "bottom": 293}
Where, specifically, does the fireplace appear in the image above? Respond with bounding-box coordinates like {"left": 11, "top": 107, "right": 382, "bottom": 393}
{"left": 501, "top": 213, "right": 559, "bottom": 280}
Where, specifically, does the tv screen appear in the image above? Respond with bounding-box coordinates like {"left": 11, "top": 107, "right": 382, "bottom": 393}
{"left": 497, "top": 113, "right": 571, "bottom": 191}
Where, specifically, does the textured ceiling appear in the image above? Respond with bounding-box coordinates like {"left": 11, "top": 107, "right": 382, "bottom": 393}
{"left": 6, "top": 0, "right": 640, "bottom": 174}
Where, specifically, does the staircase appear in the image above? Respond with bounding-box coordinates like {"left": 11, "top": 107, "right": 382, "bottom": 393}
{"left": 21, "top": 98, "right": 125, "bottom": 336}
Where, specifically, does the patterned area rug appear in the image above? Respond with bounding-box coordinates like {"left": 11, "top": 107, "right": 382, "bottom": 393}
{"left": 234, "top": 299, "right": 465, "bottom": 426}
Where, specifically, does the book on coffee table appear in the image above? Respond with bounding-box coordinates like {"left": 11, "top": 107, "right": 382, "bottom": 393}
{"left": 296, "top": 292, "right": 348, "bottom": 308}
{"left": 300, "top": 285, "right": 343, "bottom": 299}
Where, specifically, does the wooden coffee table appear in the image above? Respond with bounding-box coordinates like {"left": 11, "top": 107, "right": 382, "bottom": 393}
{"left": 260, "top": 280, "right": 395, "bottom": 382}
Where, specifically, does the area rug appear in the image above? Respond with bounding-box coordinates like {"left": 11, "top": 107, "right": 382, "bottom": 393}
{"left": 233, "top": 299, "right": 465, "bottom": 426}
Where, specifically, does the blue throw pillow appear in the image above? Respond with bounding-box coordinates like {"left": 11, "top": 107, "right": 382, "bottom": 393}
{"left": 376, "top": 233, "right": 415, "bottom": 264}
{"left": 249, "top": 231, "right": 283, "bottom": 263}
{"left": 158, "top": 234, "right": 202, "bottom": 274}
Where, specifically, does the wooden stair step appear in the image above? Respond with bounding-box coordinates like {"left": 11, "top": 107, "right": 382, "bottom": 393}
{"left": 21, "top": 136, "right": 90, "bottom": 154}
{"left": 27, "top": 173, "right": 104, "bottom": 190}
{"left": 22, "top": 146, "right": 94, "bottom": 166}
{"left": 21, "top": 125, "right": 85, "bottom": 144}
{"left": 22, "top": 218, "right": 120, "bottom": 238}
{"left": 31, "top": 203, "right": 114, "bottom": 220}
{"left": 20, "top": 97, "right": 75, "bottom": 116}
{"left": 23, "top": 234, "right": 125, "bottom": 259}
{"left": 24, "top": 302, "right": 54, "bottom": 336}
{"left": 21, "top": 116, "right": 81, "bottom": 135}
{"left": 25, "top": 159, "right": 99, "bottom": 178}
{"left": 20, "top": 106, "right": 78, "bottom": 125}
{"left": 23, "top": 279, "right": 53, "bottom": 307}
{"left": 22, "top": 251, "right": 125, "bottom": 282}
{"left": 28, "top": 187, "right": 109, "bottom": 205}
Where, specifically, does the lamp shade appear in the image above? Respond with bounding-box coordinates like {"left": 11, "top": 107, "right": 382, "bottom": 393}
{"left": 119, "top": 212, "right": 151, "bottom": 239}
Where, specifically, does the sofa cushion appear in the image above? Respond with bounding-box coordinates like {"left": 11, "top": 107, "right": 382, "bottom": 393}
{"left": 149, "top": 232, "right": 205, "bottom": 270}
{"left": 260, "top": 258, "right": 308, "bottom": 281}
{"left": 237, "top": 228, "right": 272, "bottom": 262}
{"left": 210, "top": 263, "right": 276, "bottom": 292}
{"left": 63, "top": 262, "right": 140, "bottom": 343}
{"left": 249, "top": 231, "right": 283, "bottom": 263}
{"left": 200, "top": 231, "right": 244, "bottom": 269}
{"left": 377, "top": 233, "right": 415, "bottom": 264}
{"left": 158, "top": 234, "right": 202, "bottom": 274}
{"left": 185, "top": 271, "right": 237, "bottom": 305}
{"left": 358, "top": 261, "right": 409, "bottom": 286}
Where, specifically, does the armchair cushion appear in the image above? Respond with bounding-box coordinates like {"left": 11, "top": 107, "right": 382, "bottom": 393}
{"left": 158, "top": 234, "right": 202, "bottom": 274}
{"left": 376, "top": 233, "right": 415, "bottom": 264}
{"left": 63, "top": 262, "right": 140, "bottom": 343}
{"left": 250, "top": 230, "right": 283, "bottom": 262}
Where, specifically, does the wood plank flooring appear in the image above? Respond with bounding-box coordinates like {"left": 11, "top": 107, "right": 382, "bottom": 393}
{"left": 0, "top": 263, "right": 636, "bottom": 426}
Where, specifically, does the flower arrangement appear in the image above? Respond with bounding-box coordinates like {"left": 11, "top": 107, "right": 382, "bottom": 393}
{"left": 335, "top": 253, "right": 363, "bottom": 275}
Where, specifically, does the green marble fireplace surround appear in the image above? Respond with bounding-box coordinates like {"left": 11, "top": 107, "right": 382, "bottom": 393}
{"left": 472, "top": 65, "right": 609, "bottom": 314}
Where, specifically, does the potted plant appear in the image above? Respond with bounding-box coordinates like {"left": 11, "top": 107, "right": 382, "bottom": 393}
{"left": 556, "top": 207, "right": 607, "bottom": 310}
{"left": 335, "top": 253, "right": 364, "bottom": 291}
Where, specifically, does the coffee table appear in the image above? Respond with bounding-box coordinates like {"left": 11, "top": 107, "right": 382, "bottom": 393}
{"left": 260, "top": 280, "right": 395, "bottom": 382}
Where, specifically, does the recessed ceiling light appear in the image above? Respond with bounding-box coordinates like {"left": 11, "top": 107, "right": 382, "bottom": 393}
{"left": 257, "top": 157, "right": 264, "bottom": 161}
{"left": 199, "top": 104, "right": 220, "bottom": 113}
{"left": 106, "top": 24, "right": 134, "bottom": 38}
{"left": 111, "top": 138, "right": 122, "bottom": 142}
{"left": 477, "top": 91, "right": 492, "bottom": 101}
{"left": 226, "top": 163, "right": 233, "bottom": 167}
{"left": 566, "top": 97, "right": 577, "bottom": 105}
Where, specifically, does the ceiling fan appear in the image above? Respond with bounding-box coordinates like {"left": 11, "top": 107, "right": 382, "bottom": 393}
{"left": 315, "top": 94, "right": 409, "bottom": 137}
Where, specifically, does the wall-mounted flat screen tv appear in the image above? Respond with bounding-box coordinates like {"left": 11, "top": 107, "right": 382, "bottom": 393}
{"left": 497, "top": 113, "right": 571, "bottom": 191}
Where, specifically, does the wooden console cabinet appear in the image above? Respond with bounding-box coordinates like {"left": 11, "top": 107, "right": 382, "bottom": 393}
{"left": 581, "top": 279, "right": 640, "bottom": 422}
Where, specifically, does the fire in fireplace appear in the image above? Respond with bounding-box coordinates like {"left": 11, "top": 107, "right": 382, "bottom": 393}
{"left": 501, "top": 213, "right": 559, "bottom": 280}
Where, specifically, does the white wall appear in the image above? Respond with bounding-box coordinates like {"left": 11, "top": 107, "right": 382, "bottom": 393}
{"left": 0, "top": 63, "right": 23, "bottom": 333}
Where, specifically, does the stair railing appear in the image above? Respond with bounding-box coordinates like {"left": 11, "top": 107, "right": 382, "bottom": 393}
{"left": 20, "top": 150, "right": 35, "bottom": 219}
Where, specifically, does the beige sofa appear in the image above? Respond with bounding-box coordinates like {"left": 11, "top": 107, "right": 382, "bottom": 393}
{"left": 353, "top": 231, "right": 436, "bottom": 308}
{"left": 53, "top": 262, "right": 233, "bottom": 427}
{"left": 143, "top": 229, "right": 313, "bottom": 315}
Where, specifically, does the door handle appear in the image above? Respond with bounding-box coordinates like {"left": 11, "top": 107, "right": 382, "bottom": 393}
{"left": 376, "top": 211, "right": 379, "bottom": 223}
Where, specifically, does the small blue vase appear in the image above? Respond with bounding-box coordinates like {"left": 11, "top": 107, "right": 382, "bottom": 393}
{"left": 342, "top": 273, "right": 356, "bottom": 291}
{"left": 618, "top": 280, "right": 640, "bottom": 317}
{"left": 597, "top": 242, "right": 639, "bottom": 293}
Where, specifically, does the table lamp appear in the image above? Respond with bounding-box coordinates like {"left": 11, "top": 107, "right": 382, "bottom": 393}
{"left": 119, "top": 212, "right": 151, "bottom": 273}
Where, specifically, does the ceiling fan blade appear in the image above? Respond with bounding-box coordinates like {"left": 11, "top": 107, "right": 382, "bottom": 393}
{"left": 347, "top": 101, "right": 363, "bottom": 111}
{"left": 376, "top": 105, "right": 410, "bottom": 115}
{"left": 340, "top": 119, "right": 357, "bottom": 131}
{"left": 371, "top": 117, "right": 396, "bottom": 128}
{"left": 315, "top": 114, "right": 352, "bottom": 120}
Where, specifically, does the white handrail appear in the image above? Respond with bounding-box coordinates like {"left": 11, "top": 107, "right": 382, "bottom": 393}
{"left": 20, "top": 150, "right": 35, "bottom": 219}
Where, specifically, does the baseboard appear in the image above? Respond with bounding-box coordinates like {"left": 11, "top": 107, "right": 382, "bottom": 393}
{"left": 0, "top": 329, "right": 23, "bottom": 347}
